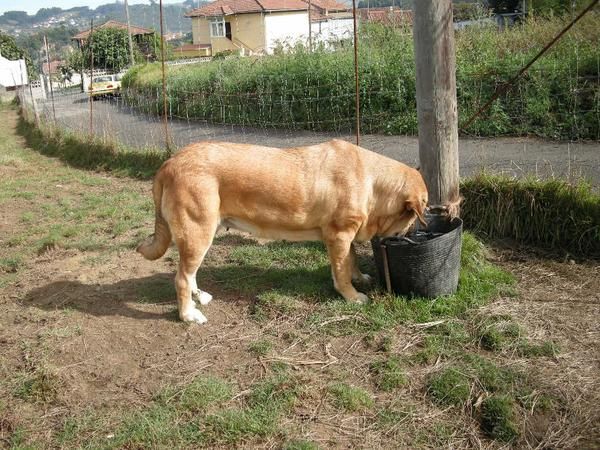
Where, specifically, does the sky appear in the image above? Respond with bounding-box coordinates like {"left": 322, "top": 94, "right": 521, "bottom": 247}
{"left": 0, "top": 0, "right": 185, "bottom": 15}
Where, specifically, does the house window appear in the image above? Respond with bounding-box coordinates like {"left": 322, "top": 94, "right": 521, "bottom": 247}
{"left": 210, "top": 18, "right": 225, "bottom": 37}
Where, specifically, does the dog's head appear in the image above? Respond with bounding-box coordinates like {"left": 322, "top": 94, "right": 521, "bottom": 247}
{"left": 378, "top": 168, "right": 429, "bottom": 238}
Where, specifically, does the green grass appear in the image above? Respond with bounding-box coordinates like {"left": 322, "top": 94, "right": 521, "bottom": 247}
{"left": 250, "top": 290, "right": 303, "bottom": 322}
{"left": 283, "top": 440, "right": 320, "bottom": 450}
{"left": 426, "top": 368, "right": 471, "bottom": 407}
{"left": 412, "top": 321, "right": 472, "bottom": 364}
{"left": 136, "top": 278, "right": 175, "bottom": 303}
{"left": 517, "top": 340, "right": 559, "bottom": 358}
{"left": 201, "top": 374, "right": 299, "bottom": 445}
{"left": 0, "top": 112, "right": 153, "bottom": 264}
{"left": 0, "top": 256, "right": 23, "bottom": 273}
{"left": 424, "top": 353, "right": 559, "bottom": 443}
{"left": 480, "top": 395, "right": 519, "bottom": 442}
{"left": 474, "top": 315, "right": 559, "bottom": 358}
{"left": 14, "top": 367, "right": 61, "bottom": 403}
{"left": 248, "top": 339, "right": 273, "bottom": 357}
{"left": 159, "top": 376, "right": 233, "bottom": 411}
{"left": 54, "top": 373, "right": 299, "bottom": 448}
{"left": 370, "top": 357, "right": 407, "bottom": 392}
{"left": 203, "top": 232, "right": 514, "bottom": 338}
{"left": 328, "top": 382, "right": 374, "bottom": 412}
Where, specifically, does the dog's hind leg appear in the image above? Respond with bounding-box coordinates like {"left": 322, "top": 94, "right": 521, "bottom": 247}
{"left": 173, "top": 217, "right": 218, "bottom": 324}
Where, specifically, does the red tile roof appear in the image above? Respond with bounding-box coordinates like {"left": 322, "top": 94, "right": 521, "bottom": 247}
{"left": 305, "top": 0, "right": 348, "bottom": 13}
{"left": 185, "top": 0, "right": 308, "bottom": 17}
{"left": 42, "top": 60, "right": 65, "bottom": 75}
{"left": 72, "top": 20, "right": 154, "bottom": 41}
{"left": 358, "top": 7, "right": 412, "bottom": 26}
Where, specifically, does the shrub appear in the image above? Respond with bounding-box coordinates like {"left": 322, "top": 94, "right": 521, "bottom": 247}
{"left": 123, "top": 16, "right": 599, "bottom": 140}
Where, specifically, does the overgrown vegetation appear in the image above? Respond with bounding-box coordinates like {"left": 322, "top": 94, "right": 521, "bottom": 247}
{"left": 123, "top": 16, "right": 599, "bottom": 139}
{"left": 462, "top": 174, "right": 600, "bottom": 258}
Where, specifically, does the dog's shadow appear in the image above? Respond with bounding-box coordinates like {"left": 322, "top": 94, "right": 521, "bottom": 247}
{"left": 21, "top": 247, "right": 378, "bottom": 321}
{"left": 21, "top": 273, "right": 180, "bottom": 322}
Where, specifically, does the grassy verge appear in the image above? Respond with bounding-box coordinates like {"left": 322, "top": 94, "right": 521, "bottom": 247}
{"left": 462, "top": 174, "right": 600, "bottom": 258}
{"left": 16, "top": 113, "right": 165, "bottom": 179}
{"left": 0, "top": 105, "right": 154, "bottom": 290}
{"left": 123, "top": 17, "right": 599, "bottom": 140}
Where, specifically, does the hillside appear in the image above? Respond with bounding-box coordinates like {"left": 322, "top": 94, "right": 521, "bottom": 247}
{"left": 0, "top": 1, "right": 201, "bottom": 38}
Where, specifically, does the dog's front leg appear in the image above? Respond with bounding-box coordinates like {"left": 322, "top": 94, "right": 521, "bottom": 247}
{"left": 350, "top": 243, "right": 373, "bottom": 285}
{"left": 325, "top": 234, "right": 369, "bottom": 304}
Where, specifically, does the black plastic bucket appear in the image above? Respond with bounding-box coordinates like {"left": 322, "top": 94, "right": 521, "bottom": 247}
{"left": 371, "top": 216, "right": 463, "bottom": 298}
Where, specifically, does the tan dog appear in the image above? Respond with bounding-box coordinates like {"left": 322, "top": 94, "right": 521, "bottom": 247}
{"left": 137, "top": 139, "right": 428, "bottom": 324}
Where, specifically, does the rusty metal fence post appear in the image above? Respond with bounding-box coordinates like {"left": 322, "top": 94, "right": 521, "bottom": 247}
{"left": 159, "top": 0, "right": 172, "bottom": 154}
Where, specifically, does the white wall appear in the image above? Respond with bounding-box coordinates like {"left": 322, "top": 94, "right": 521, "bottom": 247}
{"left": 0, "top": 56, "right": 28, "bottom": 87}
{"left": 264, "top": 11, "right": 309, "bottom": 53}
{"left": 311, "top": 18, "right": 354, "bottom": 47}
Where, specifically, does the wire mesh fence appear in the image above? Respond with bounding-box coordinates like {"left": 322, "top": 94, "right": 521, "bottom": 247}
{"left": 16, "top": 1, "right": 600, "bottom": 184}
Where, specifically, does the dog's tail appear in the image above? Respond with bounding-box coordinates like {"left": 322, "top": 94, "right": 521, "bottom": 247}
{"left": 137, "top": 174, "right": 172, "bottom": 261}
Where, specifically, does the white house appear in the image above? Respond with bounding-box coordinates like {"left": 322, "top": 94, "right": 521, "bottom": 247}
{"left": 185, "top": 0, "right": 310, "bottom": 56}
{"left": 306, "top": 0, "right": 353, "bottom": 47}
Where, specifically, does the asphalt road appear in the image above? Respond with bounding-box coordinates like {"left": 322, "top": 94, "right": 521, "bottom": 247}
{"left": 33, "top": 91, "right": 599, "bottom": 185}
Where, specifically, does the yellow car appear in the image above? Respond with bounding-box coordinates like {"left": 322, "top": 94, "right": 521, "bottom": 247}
{"left": 88, "top": 73, "right": 123, "bottom": 98}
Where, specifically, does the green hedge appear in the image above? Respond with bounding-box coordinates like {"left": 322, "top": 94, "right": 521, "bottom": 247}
{"left": 123, "top": 16, "right": 599, "bottom": 140}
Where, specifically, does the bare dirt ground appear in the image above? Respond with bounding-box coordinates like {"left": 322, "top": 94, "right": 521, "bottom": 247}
{"left": 1, "top": 106, "right": 599, "bottom": 449}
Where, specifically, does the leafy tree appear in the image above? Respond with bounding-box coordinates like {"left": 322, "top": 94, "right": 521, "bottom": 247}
{"left": 486, "top": 0, "right": 588, "bottom": 14}
{"left": 67, "top": 27, "right": 160, "bottom": 73}
{"left": 0, "top": 31, "right": 35, "bottom": 76}
{"left": 82, "top": 27, "right": 131, "bottom": 71}
{"left": 529, "top": 0, "right": 588, "bottom": 15}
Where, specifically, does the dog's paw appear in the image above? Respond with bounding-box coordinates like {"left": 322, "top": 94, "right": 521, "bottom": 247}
{"left": 198, "top": 291, "right": 213, "bottom": 305}
{"left": 192, "top": 289, "right": 213, "bottom": 305}
{"left": 353, "top": 292, "right": 369, "bottom": 304}
{"left": 180, "top": 307, "right": 208, "bottom": 324}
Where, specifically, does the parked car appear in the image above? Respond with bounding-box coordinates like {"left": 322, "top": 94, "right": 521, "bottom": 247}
{"left": 88, "top": 73, "right": 123, "bottom": 98}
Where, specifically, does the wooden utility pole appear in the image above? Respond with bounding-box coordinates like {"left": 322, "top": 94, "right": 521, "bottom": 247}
{"left": 412, "top": 0, "right": 459, "bottom": 211}
{"left": 124, "top": 0, "right": 135, "bottom": 66}
{"left": 43, "top": 35, "right": 56, "bottom": 123}
{"left": 89, "top": 19, "right": 94, "bottom": 136}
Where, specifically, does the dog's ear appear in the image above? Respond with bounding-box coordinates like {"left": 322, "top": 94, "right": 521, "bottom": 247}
{"left": 406, "top": 197, "right": 427, "bottom": 227}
